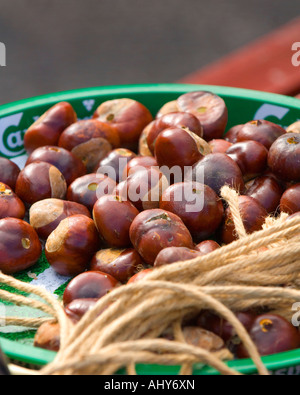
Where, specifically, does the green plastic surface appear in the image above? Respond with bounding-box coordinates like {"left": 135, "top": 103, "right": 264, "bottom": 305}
{"left": 0, "top": 83, "right": 300, "bottom": 375}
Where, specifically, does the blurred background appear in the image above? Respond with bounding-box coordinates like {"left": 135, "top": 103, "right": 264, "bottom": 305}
{"left": 0, "top": 0, "right": 299, "bottom": 105}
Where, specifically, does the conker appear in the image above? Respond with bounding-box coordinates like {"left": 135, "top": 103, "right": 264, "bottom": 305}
{"left": 0, "top": 218, "right": 42, "bottom": 274}
{"left": 127, "top": 268, "right": 154, "bottom": 284}
{"left": 64, "top": 298, "right": 99, "bottom": 324}
{"left": 26, "top": 145, "right": 86, "bottom": 185}
{"left": 176, "top": 91, "right": 228, "bottom": 141}
{"left": 226, "top": 140, "right": 269, "bottom": 181}
{"left": 146, "top": 112, "right": 203, "bottom": 155}
{"left": 153, "top": 246, "right": 201, "bottom": 267}
{"left": 186, "top": 153, "right": 245, "bottom": 196}
{"left": 93, "top": 148, "right": 136, "bottom": 183}
{"left": 195, "top": 240, "right": 221, "bottom": 255}
{"left": 58, "top": 119, "right": 120, "bottom": 172}
{"left": 24, "top": 102, "right": 77, "bottom": 154}
{"left": 90, "top": 248, "right": 144, "bottom": 283}
{"left": 0, "top": 157, "right": 21, "bottom": 190}
{"left": 154, "top": 127, "right": 211, "bottom": 173}
{"left": 15, "top": 162, "right": 67, "bottom": 206}
{"left": 236, "top": 120, "right": 286, "bottom": 149}
{"left": 220, "top": 195, "right": 268, "bottom": 244}
{"left": 93, "top": 194, "right": 139, "bottom": 247}
{"left": 34, "top": 321, "right": 60, "bottom": 352}
{"left": 118, "top": 167, "right": 169, "bottom": 211}
{"left": 67, "top": 173, "right": 116, "bottom": 212}
{"left": 45, "top": 214, "right": 100, "bottom": 276}
{"left": 208, "top": 139, "right": 232, "bottom": 153}
{"left": 129, "top": 209, "right": 194, "bottom": 265}
{"left": 0, "top": 182, "right": 25, "bottom": 220}
{"left": 280, "top": 183, "right": 300, "bottom": 215}
{"left": 236, "top": 314, "right": 300, "bottom": 358}
{"left": 93, "top": 98, "right": 153, "bottom": 150}
{"left": 62, "top": 270, "right": 120, "bottom": 306}
{"left": 268, "top": 133, "right": 300, "bottom": 182}
{"left": 160, "top": 181, "right": 224, "bottom": 241}
{"left": 122, "top": 155, "right": 158, "bottom": 180}
{"left": 245, "top": 176, "right": 283, "bottom": 214}
{"left": 29, "top": 198, "right": 91, "bottom": 240}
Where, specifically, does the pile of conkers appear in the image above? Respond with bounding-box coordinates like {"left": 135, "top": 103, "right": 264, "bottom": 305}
{"left": 1, "top": 92, "right": 300, "bottom": 360}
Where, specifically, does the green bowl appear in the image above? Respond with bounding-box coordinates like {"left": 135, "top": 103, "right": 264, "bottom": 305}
{"left": 1, "top": 83, "right": 300, "bottom": 375}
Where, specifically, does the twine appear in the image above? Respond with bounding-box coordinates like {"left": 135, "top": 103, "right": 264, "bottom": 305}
{"left": 1, "top": 185, "right": 300, "bottom": 375}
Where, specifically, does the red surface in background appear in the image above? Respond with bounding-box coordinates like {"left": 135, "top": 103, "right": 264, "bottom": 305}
{"left": 178, "top": 17, "right": 300, "bottom": 97}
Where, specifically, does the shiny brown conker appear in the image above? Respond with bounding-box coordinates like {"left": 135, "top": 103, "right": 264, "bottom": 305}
{"left": 186, "top": 153, "right": 245, "bottom": 196}
{"left": 160, "top": 181, "right": 224, "bottom": 241}
{"left": 280, "top": 183, "right": 300, "bottom": 215}
{"left": 67, "top": 173, "right": 116, "bottom": 212}
{"left": 90, "top": 248, "right": 144, "bottom": 283}
{"left": 93, "top": 98, "right": 153, "bottom": 150}
{"left": 118, "top": 167, "right": 169, "bottom": 211}
{"left": 0, "top": 182, "right": 25, "bottom": 219}
{"left": 236, "top": 119, "right": 286, "bottom": 150}
{"left": 93, "top": 195, "right": 139, "bottom": 248}
{"left": 0, "top": 218, "right": 42, "bottom": 274}
{"left": 0, "top": 157, "right": 21, "bottom": 190}
{"left": 146, "top": 112, "right": 203, "bottom": 155}
{"left": 15, "top": 161, "right": 67, "bottom": 206}
{"left": 153, "top": 246, "right": 201, "bottom": 267}
{"left": 26, "top": 145, "right": 86, "bottom": 185}
{"left": 177, "top": 91, "right": 228, "bottom": 141}
{"left": 93, "top": 148, "right": 136, "bottom": 183}
{"left": 58, "top": 119, "right": 120, "bottom": 172}
{"left": 29, "top": 198, "right": 91, "bottom": 240}
{"left": 268, "top": 133, "right": 300, "bottom": 182}
{"left": 220, "top": 195, "right": 268, "bottom": 244}
{"left": 226, "top": 140, "right": 269, "bottom": 181}
{"left": 24, "top": 102, "right": 77, "bottom": 154}
{"left": 129, "top": 209, "right": 194, "bottom": 265}
{"left": 62, "top": 270, "right": 120, "bottom": 306}
{"left": 236, "top": 314, "right": 300, "bottom": 358}
{"left": 245, "top": 175, "right": 283, "bottom": 214}
{"left": 154, "top": 127, "right": 210, "bottom": 172}
{"left": 45, "top": 214, "right": 100, "bottom": 276}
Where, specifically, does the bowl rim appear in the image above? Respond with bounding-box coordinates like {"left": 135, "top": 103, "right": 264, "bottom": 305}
{"left": 1, "top": 83, "right": 300, "bottom": 375}
{"left": 1, "top": 83, "right": 300, "bottom": 117}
